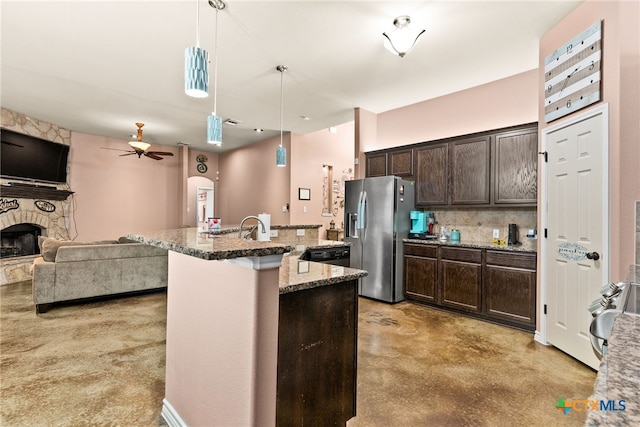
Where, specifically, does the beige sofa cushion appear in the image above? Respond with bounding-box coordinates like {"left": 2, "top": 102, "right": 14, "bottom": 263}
{"left": 40, "top": 238, "right": 119, "bottom": 262}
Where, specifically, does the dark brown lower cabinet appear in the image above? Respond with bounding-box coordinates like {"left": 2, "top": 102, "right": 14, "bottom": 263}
{"left": 404, "top": 244, "right": 437, "bottom": 303}
{"left": 439, "top": 247, "right": 482, "bottom": 313}
{"left": 276, "top": 280, "right": 358, "bottom": 427}
{"left": 483, "top": 251, "right": 536, "bottom": 329}
{"left": 403, "top": 244, "right": 536, "bottom": 331}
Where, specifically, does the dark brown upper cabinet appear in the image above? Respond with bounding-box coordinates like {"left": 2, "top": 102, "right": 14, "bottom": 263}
{"left": 364, "top": 123, "right": 538, "bottom": 208}
{"left": 450, "top": 136, "right": 491, "bottom": 205}
{"left": 366, "top": 152, "right": 387, "bottom": 177}
{"left": 492, "top": 127, "right": 538, "bottom": 206}
{"left": 415, "top": 143, "right": 448, "bottom": 205}
{"left": 388, "top": 149, "right": 414, "bottom": 177}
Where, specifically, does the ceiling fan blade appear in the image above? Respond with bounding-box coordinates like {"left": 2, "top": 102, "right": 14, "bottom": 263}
{"left": 144, "top": 152, "right": 163, "bottom": 160}
{"left": 101, "top": 147, "right": 133, "bottom": 153}
{"left": 147, "top": 151, "right": 174, "bottom": 156}
{"left": 119, "top": 152, "right": 137, "bottom": 156}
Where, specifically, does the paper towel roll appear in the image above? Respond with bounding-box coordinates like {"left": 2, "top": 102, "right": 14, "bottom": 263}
{"left": 257, "top": 213, "right": 271, "bottom": 241}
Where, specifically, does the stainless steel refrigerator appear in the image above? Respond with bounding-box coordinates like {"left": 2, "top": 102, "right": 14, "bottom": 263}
{"left": 344, "top": 176, "right": 415, "bottom": 303}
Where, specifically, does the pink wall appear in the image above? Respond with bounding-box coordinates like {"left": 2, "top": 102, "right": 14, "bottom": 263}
{"left": 540, "top": 0, "right": 640, "bottom": 281}
{"left": 290, "top": 122, "right": 355, "bottom": 237}
{"left": 69, "top": 132, "right": 181, "bottom": 241}
{"left": 217, "top": 133, "right": 292, "bottom": 225}
{"left": 370, "top": 69, "right": 539, "bottom": 152}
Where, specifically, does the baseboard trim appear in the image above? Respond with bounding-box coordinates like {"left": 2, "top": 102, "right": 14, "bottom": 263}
{"left": 534, "top": 330, "right": 547, "bottom": 345}
{"left": 161, "top": 398, "right": 187, "bottom": 427}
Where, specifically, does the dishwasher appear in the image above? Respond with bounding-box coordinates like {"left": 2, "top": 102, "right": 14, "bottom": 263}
{"left": 301, "top": 246, "right": 351, "bottom": 267}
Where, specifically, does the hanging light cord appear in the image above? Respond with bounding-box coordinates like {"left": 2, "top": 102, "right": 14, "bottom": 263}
{"left": 213, "top": 7, "right": 219, "bottom": 115}
{"left": 278, "top": 66, "right": 286, "bottom": 148}
{"left": 195, "top": 0, "right": 201, "bottom": 47}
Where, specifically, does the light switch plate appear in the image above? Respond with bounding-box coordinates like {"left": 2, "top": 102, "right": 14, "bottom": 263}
{"left": 493, "top": 229, "right": 500, "bottom": 238}
{"left": 296, "top": 229, "right": 305, "bottom": 236}
{"left": 270, "top": 230, "right": 278, "bottom": 238}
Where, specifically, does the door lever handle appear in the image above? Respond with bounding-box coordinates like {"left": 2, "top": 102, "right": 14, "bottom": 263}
{"left": 586, "top": 252, "right": 600, "bottom": 261}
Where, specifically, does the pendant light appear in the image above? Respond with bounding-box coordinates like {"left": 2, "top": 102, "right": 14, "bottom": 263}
{"left": 382, "top": 16, "right": 425, "bottom": 58}
{"left": 185, "top": 0, "right": 209, "bottom": 98}
{"left": 207, "top": 0, "right": 225, "bottom": 145}
{"left": 276, "top": 65, "right": 287, "bottom": 167}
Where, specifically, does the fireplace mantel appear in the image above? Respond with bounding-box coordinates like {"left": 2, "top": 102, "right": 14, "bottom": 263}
{"left": 0, "top": 184, "right": 74, "bottom": 201}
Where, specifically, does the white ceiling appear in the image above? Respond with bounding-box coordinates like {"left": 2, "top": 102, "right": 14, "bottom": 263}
{"left": 1, "top": 0, "right": 581, "bottom": 153}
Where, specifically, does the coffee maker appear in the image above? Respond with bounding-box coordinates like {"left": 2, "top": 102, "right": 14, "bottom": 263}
{"left": 409, "top": 211, "right": 436, "bottom": 239}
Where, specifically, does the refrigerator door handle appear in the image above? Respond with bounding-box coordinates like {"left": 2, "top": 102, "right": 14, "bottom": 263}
{"left": 357, "top": 191, "right": 367, "bottom": 230}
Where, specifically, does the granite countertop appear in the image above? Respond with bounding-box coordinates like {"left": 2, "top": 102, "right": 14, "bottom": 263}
{"left": 586, "top": 265, "right": 640, "bottom": 426}
{"left": 403, "top": 238, "right": 537, "bottom": 253}
{"left": 279, "top": 253, "right": 367, "bottom": 294}
{"left": 126, "top": 228, "right": 294, "bottom": 261}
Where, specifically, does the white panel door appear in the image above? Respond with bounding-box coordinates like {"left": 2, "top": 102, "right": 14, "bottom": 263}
{"left": 544, "top": 106, "right": 608, "bottom": 370}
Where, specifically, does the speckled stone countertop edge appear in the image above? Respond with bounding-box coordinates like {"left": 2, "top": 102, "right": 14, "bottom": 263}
{"left": 403, "top": 238, "right": 537, "bottom": 253}
{"left": 125, "top": 232, "right": 295, "bottom": 261}
{"left": 279, "top": 269, "right": 368, "bottom": 294}
{"left": 585, "top": 265, "right": 640, "bottom": 426}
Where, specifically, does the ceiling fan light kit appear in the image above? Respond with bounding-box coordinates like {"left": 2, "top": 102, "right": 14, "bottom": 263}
{"left": 185, "top": 0, "right": 209, "bottom": 98}
{"left": 383, "top": 15, "right": 425, "bottom": 58}
{"left": 114, "top": 123, "right": 174, "bottom": 160}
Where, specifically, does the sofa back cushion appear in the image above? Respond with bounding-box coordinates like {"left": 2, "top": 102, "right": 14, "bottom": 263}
{"left": 40, "top": 238, "right": 119, "bottom": 262}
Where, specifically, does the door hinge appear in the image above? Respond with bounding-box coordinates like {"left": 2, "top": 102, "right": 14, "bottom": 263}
{"left": 538, "top": 151, "right": 548, "bottom": 162}
{"left": 544, "top": 228, "right": 548, "bottom": 238}
{"left": 544, "top": 304, "right": 547, "bottom": 315}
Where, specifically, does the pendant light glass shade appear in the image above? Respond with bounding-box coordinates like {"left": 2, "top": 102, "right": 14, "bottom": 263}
{"left": 185, "top": 47, "right": 209, "bottom": 97}
{"left": 207, "top": 113, "right": 222, "bottom": 145}
{"left": 185, "top": 0, "right": 208, "bottom": 98}
{"left": 276, "top": 145, "right": 286, "bottom": 167}
{"left": 383, "top": 16, "right": 425, "bottom": 58}
{"left": 276, "top": 65, "right": 287, "bottom": 167}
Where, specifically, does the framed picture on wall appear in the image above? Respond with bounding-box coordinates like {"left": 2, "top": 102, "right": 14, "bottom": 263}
{"left": 298, "top": 188, "right": 310, "bottom": 200}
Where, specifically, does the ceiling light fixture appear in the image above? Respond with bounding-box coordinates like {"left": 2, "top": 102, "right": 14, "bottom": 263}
{"left": 128, "top": 122, "right": 151, "bottom": 151}
{"left": 185, "top": 0, "right": 209, "bottom": 97}
{"left": 382, "top": 15, "right": 425, "bottom": 58}
{"left": 276, "top": 65, "right": 287, "bottom": 168}
{"left": 207, "top": 0, "right": 225, "bottom": 145}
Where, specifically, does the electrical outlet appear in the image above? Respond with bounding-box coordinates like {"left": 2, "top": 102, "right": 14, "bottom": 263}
{"left": 270, "top": 229, "right": 278, "bottom": 238}
{"left": 282, "top": 204, "right": 288, "bottom": 213}
{"left": 296, "top": 229, "right": 305, "bottom": 236}
{"left": 303, "top": 206, "right": 307, "bottom": 213}
{"left": 493, "top": 229, "right": 500, "bottom": 239}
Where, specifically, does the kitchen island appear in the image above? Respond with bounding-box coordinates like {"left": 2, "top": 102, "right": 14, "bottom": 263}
{"left": 126, "top": 227, "right": 366, "bottom": 427}
{"left": 586, "top": 265, "right": 640, "bottom": 426}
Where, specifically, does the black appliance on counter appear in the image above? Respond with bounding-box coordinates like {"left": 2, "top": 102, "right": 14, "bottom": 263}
{"left": 301, "top": 246, "right": 350, "bottom": 267}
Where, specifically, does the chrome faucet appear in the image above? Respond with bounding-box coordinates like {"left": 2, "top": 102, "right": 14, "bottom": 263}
{"left": 238, "top": 215, "right": 266, "bottom": 239}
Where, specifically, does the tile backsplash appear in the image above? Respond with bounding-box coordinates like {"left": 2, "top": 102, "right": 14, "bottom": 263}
{"left": 431, "top": 208, "right": 538, "bottom": 250}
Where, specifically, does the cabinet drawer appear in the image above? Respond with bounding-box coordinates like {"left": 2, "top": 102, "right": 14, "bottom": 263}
{"left": 485, "top": 251, "right": 536, "bottom": 270}
{"left": 404, "top": 244, "right": 437, "bottom": 258}
{"left": 440, "top": 247, "right": 482, "bottom": 263}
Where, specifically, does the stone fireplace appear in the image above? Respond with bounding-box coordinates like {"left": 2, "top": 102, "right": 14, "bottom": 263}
{"left": 1, "top": 108, "right": 72, "bottom": 285}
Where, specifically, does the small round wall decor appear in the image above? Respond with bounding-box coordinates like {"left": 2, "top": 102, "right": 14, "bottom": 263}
{"left": 35, "top": 200, "right": 56, "bottom": 212}
{"left": 197, "top": 163, "right": 208, "bottom": 173}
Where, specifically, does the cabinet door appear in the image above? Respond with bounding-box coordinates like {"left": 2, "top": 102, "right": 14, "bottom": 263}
{"left": 415, "top": 143, "right": 448, "bottom": 206}
{"left": 439, "top": 260, "right": 482, "bottom": 313}
{"left": 493, "top": 127, "right": 538, "bottom": 205}
{"left": 450, "top": 136, "right": 490, "bottom": 205}
{"left": 277, "top": 280, "right": 357, "bottom": 425}
{"left": 404, "top": 255, "right": 437, "bottom": 303}
{"left": 366, "top": 153, "right": 387, "bottom": 177}
{"left": 389, "top": 149, "right": 414, "bottom": 177}
{"left": 483, "top": 265, "right": 536, "bottom": 329}
{"left": 484, "top": 251, "right": 536, "bottom": 329}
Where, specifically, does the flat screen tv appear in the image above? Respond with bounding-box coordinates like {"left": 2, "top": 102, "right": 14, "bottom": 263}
{"left": 1, "top": 129, "right": 70, "bottom": 184}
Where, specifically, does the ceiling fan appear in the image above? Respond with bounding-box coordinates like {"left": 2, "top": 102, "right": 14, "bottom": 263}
{"left": 103, "top": 123, "right": 174, "bottom": 160}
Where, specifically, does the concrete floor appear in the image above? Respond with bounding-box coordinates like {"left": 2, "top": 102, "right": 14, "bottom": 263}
{"left": 1, "top": 280, "right": 596, "bottom": 426}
